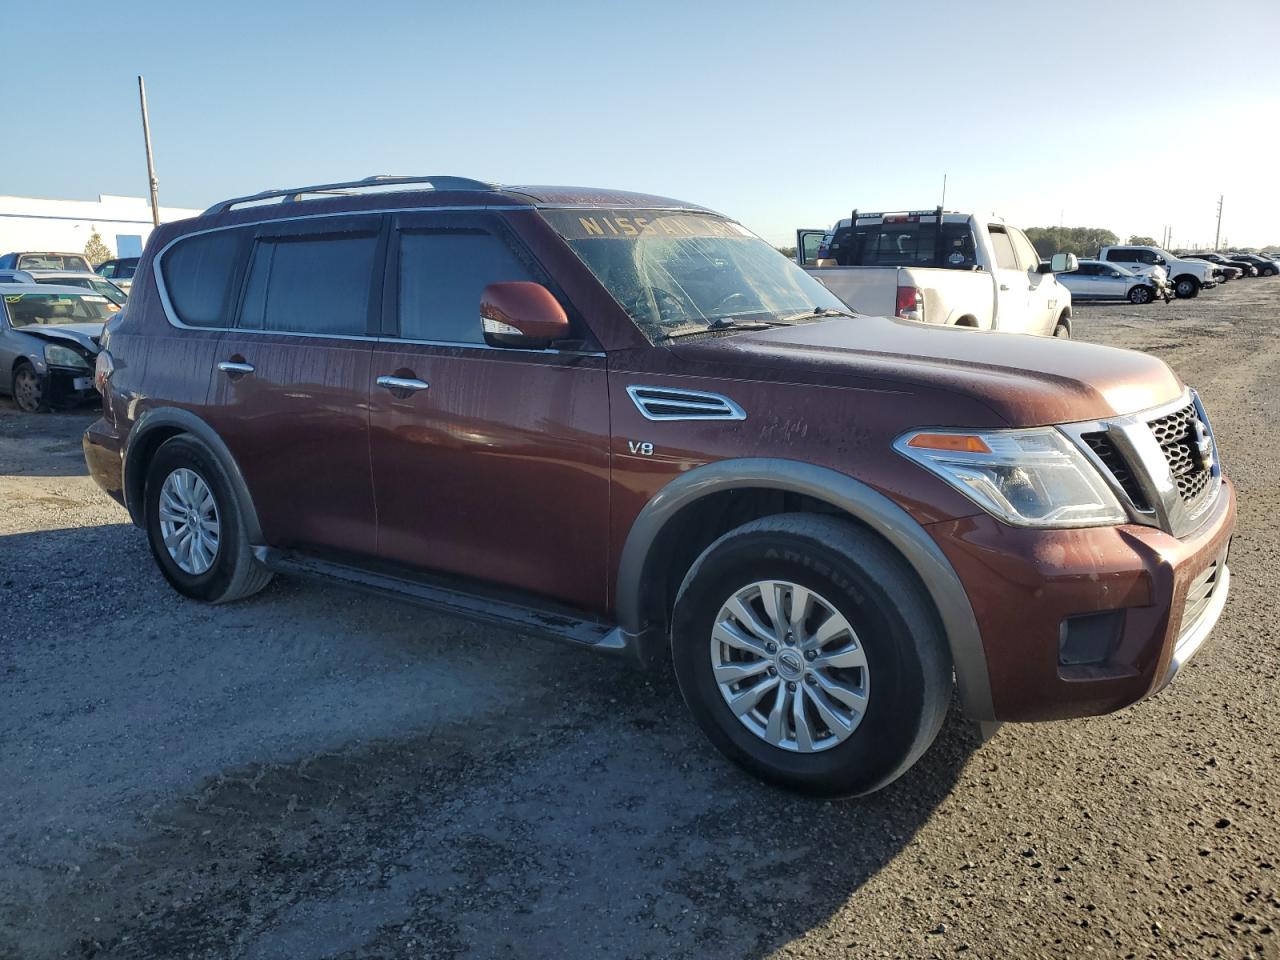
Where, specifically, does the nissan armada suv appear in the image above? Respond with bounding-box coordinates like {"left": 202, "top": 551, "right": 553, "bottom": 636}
{"left": 83, "top": 175, "right": 1236, "bottom": 796}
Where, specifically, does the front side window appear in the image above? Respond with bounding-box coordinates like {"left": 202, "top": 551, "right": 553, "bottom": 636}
{"left": 239, "top": 232, "right": 377, "bottom": 336}
{"left": 1009, "top": 228, "right": 1041, "bottom": 271}
{"left": 3, "top": 292, "right": 115, "bottom": 327}
{"left": 543, "top": 209, "right": 847, "bottom": 340}
{"left": 397, "top": 228, "right": 537, "bottom": 343}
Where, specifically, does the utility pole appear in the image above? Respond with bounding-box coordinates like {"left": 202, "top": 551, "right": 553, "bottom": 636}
{"left": 138, "top": 76, "right": 160, "bottom": 228}
{"left": 1214, "top": 195, "right": 1223, "bottom": 251}
{"left": 940, "top": 173, "right": 947, "bottom": 210}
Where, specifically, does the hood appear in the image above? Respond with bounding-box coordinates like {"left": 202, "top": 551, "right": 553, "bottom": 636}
{"left": 17, "top": 323, "right": 103, "bottom": 354}
{"left": 670, "top": 316, "right": 1184, "bottom": 427}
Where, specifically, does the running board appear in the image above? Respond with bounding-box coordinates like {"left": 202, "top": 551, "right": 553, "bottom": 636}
{"left": 254, "top": 548, "right": 629, "bottom": 654}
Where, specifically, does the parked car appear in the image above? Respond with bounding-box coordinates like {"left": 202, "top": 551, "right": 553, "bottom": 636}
{"left": 95, "top": 257, "right": 140, "bottom": 292}
{"left": 1, "top": 284, "right": 110, "bottom": 411}
{"left": 84, "top": 174, "right": 1236, "bottom": 797}
{"left": 1056, "top": 260, "right": 1169, "bottom": 304}
{"left": 795, "top": 209, "right": 1076, "bottom": 336}
{"left": 1184, "top": 252, "right": 1258, "bottom": 277}
{"left": 1225, "top": 253, "right": 1278, "bottom": 276}
{"left": 1181, "top": 254, "right": 1241, "bottom": 281}
{"left": 0, "top": 251, "right": 94, "bottom": 273}
{"left": 0, "top": 268, "right": 128, "bottom": 305}
{"left": 1097, "top": 245, "right": 1217, "bottom": 298}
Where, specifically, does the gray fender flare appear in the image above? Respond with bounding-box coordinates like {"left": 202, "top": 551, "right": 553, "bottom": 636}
{"left": 122, "top": 406, "right": 263, "bottom": 544}
{"left": 615, "top": 458, "right": 996, "bottom": 722}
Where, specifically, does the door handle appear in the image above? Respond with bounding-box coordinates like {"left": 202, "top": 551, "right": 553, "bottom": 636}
{"left": 218, "top": 360, "right": 255, "bottom": 375}
{"left": 999, "top": 284, "right": 1010, "bottom": 291}
{"left": 376, "top": 375, "right": 429, "bottom": 393}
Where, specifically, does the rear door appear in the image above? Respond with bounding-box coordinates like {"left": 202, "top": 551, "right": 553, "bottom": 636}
{"left": 986, "top": 225, "right": 1029, "bottom": 331}
{"left": 366, "top": 211, "right": 611, "bottom": 612}
{"left": 206, "top": 215, "right": 382, "bottom": 556}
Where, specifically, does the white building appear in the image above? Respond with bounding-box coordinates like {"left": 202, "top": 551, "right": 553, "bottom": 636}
{"left": 0, "top": 193, "right": 203, "bottom": 260}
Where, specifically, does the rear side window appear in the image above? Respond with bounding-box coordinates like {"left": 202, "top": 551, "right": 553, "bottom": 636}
{"left": 1105, "top": 249, "right": 1135, "bottom": 263}
{"left": 239, "top": 232, "right": 378, "bottom": 336}
{"left": 988, "top": 228, "right": 1019, "bottom": 270}
{"left": 161, "top": 229, "right": 249, "bottom": 327}
{"left": 397, "top": 229, "right": 538, "bottom": 343}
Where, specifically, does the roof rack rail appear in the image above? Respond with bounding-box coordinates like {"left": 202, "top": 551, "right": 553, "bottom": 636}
{"left": 201, "top": 175, "right": 497, "bottom": 216}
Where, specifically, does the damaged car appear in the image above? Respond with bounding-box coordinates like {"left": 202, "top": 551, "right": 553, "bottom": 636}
{"left": 1, "top": 284, "right": 111, "bottom": 412}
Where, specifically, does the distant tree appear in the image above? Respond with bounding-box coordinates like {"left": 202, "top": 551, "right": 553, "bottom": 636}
{"left": 83, "top": 229, "right": 113, "bottom": 266}
{"left": 1024, "top": 226, "right": 1120, "bottom": 259}
{"left": 776, "top": 246, "right": 798, "bottom": 259}
{"left": 1127, "top": 235, "right": 1158, "bottom": 246}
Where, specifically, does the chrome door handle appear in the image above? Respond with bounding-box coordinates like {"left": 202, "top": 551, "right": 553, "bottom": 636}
{"left": 218, "top": 361, "right": 255, "bottom": 375}
{"left": 999, "top": 284, "right": 1010, "bottom": 291}
{"left": 376, "top": 375, "right": 429, "bottom": 392}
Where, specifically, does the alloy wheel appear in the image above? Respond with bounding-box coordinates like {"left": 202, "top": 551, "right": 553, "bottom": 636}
{"left": 13, "top": 367, "right": 42, "bottom": 412}
{"left": 158, "top": 467, "right": 221, "bottom": 575}
{"left": 710, "top": 580, "right": 870, "bottom": 753}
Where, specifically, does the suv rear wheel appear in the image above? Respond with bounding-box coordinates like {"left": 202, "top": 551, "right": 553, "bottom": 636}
{"left": 144, "top": 436, "right": 272, "bottom": 603}
{"left": 670, "top": 514, "right": 950, "bottom": 797}
{"left": 1128, "top": 285, "right": 1153, "bottom": 305}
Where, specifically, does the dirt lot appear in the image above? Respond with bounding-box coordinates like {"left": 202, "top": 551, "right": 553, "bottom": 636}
{"left": 2, "top": 280, "right": 1278, "bottom": 960}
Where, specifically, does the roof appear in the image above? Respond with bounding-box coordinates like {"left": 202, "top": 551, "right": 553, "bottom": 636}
{"left": 1, "top": 282, "right": 109, "bottom": 296}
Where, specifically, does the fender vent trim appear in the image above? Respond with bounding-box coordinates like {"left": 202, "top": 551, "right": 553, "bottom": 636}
{"left": 626, "top": 385, "right": 746, "bottom": 422}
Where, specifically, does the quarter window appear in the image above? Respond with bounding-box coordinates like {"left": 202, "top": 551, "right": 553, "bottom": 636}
{"left": 397, "top": 229, "right": 538, "bottom": 343}
{"left": 239, "top": 233, "right": 377, "bottom": 336}
{"left": 161, "top": 228, "right": 250, "bottom": 327}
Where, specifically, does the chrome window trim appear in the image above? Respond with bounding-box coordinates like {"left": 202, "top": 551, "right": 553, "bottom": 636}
{"left": 626, "top": 384, "right": 747, "bottom": 422}
{"left": 375, "top": 336, "right": 605, "bottom": 358}
{"left": 150, "top": 204, "right": 538, "bottom": 334}
{"left": 1057, "top": 388, "right": 1222, "bottom": 539}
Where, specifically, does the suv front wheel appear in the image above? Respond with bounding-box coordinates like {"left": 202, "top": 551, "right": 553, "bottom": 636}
{"left": 670, "top": 514, "right": 950, "bottom": 797}
{"left": 144, "top": 435, "right": 272, "bottom": 604}
{"left": 1173, "top": 276, "right": 1200, "bottom": 298}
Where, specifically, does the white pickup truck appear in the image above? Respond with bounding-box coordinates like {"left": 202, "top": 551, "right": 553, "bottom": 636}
{"left": 1096, "top": 245, "right": 1217, "bottom": 299}
{"left": 795, "top": 210, "right": 1077, "bottom": 337}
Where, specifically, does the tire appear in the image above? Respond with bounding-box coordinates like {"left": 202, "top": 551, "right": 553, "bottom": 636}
{"left": 1053, "top": 318, "right": 1071, "bottom": 338}
{"left": 1266, "top": 266, "right": 1278, "bottom": 277}
{"left": 12, "top": 361, "right": 48, "bottom": 413}
{"left": 144, "top": 435, "right": 272, "bottom": 604}
{"left": 670, "top": 514, "right": 951, "bottom": 797}
{"left": 1173, "top": 276, "right": 1200, "bottom": 299}
{"left": 1128, "top": 285, "right": 1153, "bottom": 305}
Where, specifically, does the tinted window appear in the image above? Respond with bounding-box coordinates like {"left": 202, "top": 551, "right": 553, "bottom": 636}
{"left": 988, "top": 228, "right": 1019, "bottom": 270}
{"left": 18, "top": 253, "right": 92, "bottom": 272}
{"left": 827, "top": 220, "right": 976, "bottom": 268}
{"left": 1075, "top": 263, "right": 1097, "bottom": 276}
{"left": 240, "top": 233, "right": 377, "bottom": 336}
{"left": 162, "top": 229, "right": 249, "bottom": 327}
{"left": 98, "top": 263, "right": 116, "bottom": 277}
{"left": 397, "top": 229, "right": 537, "bottom": 343}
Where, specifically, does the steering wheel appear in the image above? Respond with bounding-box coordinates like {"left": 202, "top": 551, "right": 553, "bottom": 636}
{"left": 709, "top": 291, "right": 752, "bottom": 314}
{"left": 639, "top": 287, "right": 690, "bottom": 323}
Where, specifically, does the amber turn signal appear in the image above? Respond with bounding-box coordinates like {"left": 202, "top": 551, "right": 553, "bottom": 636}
{"left": 906, "top": 433, "right": 992, "bottom": 454}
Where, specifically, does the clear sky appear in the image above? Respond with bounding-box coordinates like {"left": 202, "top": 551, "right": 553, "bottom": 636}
{"left": 5, "top": 0, "right": 1279, "bottom": 248}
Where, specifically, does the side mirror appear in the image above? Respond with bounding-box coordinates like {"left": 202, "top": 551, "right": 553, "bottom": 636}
{"left": 1048, "top": 253, "right": 1079, "bottom": 274}
{"left": 480, "top": 281, "right": 569, "bottom": 349}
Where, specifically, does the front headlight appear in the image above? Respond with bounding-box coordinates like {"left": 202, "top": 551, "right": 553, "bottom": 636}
{"left": 895, "top": 428, "right": 1126, "bottom": 528}
{"left": 44, "top": 344, "right": 91, "bottom": 369}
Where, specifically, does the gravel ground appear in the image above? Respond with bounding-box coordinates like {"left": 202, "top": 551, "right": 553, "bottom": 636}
{"left": 1, "top": 279, "right": 1277, "bottom": 960}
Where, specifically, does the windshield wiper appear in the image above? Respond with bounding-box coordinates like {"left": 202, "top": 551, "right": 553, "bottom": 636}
{"left": 777, "top": 306, "right": 860, "bottom": 324}
{"left": 657, "top": 317, "right": 775, "bottom": 341}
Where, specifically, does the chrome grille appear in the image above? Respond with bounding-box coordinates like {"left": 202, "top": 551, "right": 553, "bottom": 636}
{"left": 1180, "top": 554, "right": 1224, "bottom": 644}
{"left": 1081, "top": 431, "right": 1150, "bottom": 510}
{"left": 1148, "top": 403, "right": 1211, "bottom": 504}
{"left": 626, "top": 385, "right": 746, "bottom": 422}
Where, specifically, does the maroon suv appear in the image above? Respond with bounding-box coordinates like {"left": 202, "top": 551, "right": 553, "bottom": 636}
{"left": 83, "top": 175, "right": 1236, "bottom": 796}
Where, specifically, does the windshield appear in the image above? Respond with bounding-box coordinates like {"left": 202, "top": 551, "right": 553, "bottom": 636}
{"left": 3, "top": 292, "right": 114, "bottom": 327}
{"left": 542, "top": 209, "right": 848, "bottom": 339}
{"left": 33, "top": 276, "right": 127, "bottom": 304}
{"left": 17, "top": 253, "right": 92, "bottom": 272}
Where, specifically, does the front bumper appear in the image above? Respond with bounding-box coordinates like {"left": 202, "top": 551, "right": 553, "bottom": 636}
{"left": 44, "top": 366, "right": 97, "bottom": 407}
{"left": 927, "top": 477, "right": 1236, "bottom": 722}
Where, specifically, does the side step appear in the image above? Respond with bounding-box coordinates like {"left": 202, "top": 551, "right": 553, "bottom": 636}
{"left": 255, "top": 548, "right": 629, "bottom": 654}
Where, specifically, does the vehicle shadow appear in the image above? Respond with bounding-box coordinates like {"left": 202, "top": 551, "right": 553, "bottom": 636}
{"left": 2, "top": 522, "right": 982, "bottom": 959}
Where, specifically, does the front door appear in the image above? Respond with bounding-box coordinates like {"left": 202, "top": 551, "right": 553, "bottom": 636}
{"left": 206, "top": 214, "right": 383, "bottom": 556}
{"left": 987, "top": 224, "right": 1029, "bottom": 332}
{"left": 367, "top": 212, "right": 611, "bottom": 613}
{"left": 1009, "top": 226, "right": 1059, "bottom": 334}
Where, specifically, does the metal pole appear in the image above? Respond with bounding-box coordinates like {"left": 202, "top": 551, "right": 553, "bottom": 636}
{"left": 138, "top": 76, "right": 160, "bottom": 228}
{"left": 1214, "top": 195, "right": 1223, "bottom": 251}
{"left": 940, "top": 173, "right": 947, "bottom": 210}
